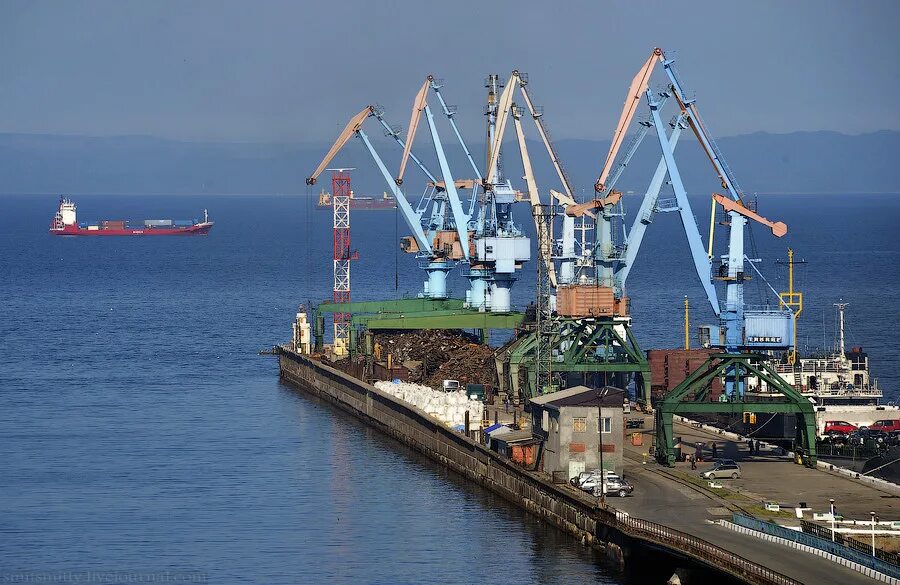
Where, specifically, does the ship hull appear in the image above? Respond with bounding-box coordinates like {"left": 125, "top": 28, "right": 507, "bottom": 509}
{"left": 50, "top": 223, "right": 213, "bottom": 236}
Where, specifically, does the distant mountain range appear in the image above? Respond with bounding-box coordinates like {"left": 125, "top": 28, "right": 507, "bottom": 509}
{"left": 0, "top": 130, "right": 896, "bottom": 196}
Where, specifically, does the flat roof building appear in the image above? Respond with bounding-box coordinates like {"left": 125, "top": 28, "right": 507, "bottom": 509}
{"left": 530, "top": 386, "right": 625, "bottom": 480}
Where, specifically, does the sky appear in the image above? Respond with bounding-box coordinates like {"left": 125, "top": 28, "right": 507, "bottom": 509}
{"left": 1, "top": 0, "right": 898, "bottom": 143}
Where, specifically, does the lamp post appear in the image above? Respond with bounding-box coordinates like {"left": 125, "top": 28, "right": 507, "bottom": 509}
{"left": 829, "top": 498, "right": 836, "bottom": 542}
{"left": 597, "top": 387, "right": 610, "bottom": 501}
{"left": 871, "top": 511, "right": 878, "bottom": 556}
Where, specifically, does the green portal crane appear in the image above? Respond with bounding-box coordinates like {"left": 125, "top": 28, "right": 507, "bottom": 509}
{"left": 654, "top": 353, "right": 817, "bottom": 467}
{"left": 495, "top": 317, "right": 651, "bottom": 405}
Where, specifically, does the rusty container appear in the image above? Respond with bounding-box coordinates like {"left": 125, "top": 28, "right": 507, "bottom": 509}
{"left": 556, "top": 285, "right": 618, "bottom": 317}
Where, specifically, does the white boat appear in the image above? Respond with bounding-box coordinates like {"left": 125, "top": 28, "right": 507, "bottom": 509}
{"left": 769, "top": 303, "right": 895, "bottom": 434}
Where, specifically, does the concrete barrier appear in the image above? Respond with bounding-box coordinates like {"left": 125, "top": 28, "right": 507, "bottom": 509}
{"left": 721, "top": 515, "right": 900, "bottom": 584}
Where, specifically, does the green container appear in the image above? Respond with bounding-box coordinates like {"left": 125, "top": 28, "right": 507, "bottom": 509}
{"left": 466, "top": 383, "right": 485, "bottom": 400}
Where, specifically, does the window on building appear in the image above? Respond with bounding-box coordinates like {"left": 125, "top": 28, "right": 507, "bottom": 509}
{"left": 600, "top": 417, "right": 612, "bottom": 434}
{"left": 573, "top": 417, "right": 587, "bottom": 433}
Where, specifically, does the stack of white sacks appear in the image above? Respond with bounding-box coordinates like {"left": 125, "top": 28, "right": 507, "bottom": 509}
{"left": 374, "top": 380, "right": 483, "bottom": 430}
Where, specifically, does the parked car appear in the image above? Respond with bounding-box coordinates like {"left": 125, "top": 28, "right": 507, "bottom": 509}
{"left": 822, "top": 432, "right": 848, "bottom": 445}
{"left": 824, "top": 421, "right": 859, "bottom": 435}
{"left": 594, "top": 477, "right": 634, "bottom": 498}
{"left": 868, "top": 419, "right": 900, "bottom": 433}
{"left": 577, "top": 471, "right": 621, "bottom": 493}
{"left": 849, "top": 429, "right": 888, "bottom": 446}
{"left": 701, "top": 462, "right": 741, "bottom": 480}
{"left": 570, "top": 472, "right": 594, "bottom": 487}
{"left": 570, "top": 470, "right": 607, "bottom": 488}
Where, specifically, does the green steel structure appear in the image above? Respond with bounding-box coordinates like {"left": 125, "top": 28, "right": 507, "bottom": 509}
{"left": 495, "top": 317, "right": 651, "bottom": 406}
{"left": 353, "top": 309, "right": 523, "bottom": 330}
{"left": 317, "top": 298, "right": 465, "bottom": 314}
{"left": 316, "top": 297, "right": 524, "bottom": 356}
{"left": 654, "top": 352, "right": 818, "bottom": 468}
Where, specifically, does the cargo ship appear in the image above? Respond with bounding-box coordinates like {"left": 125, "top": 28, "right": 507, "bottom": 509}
{"left": 678, "top": 303, "right": 896, "bottom": 438}
{"left": 316, "top": 189, "right": 396, "bottom": 210}
{"left": 49, "top": 198, "right": 213, "bottom": 236}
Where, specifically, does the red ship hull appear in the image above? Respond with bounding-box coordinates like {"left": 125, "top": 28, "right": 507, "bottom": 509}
{"left": 50, "top": 223, "right": 213, "bottom": 236}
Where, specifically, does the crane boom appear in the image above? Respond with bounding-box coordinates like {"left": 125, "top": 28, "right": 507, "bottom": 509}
{"left": 601, "top": 47, "right": 744, "bottom": 203}
{"left": 430, "top": 79, "right": 483, "bottom": 216}
{"left": 595, "top": 49, "right": 660, "bottom": 193}
{"left": 423, "top": 103, "right": 470, "bottom": 261}
{"left": 513, "top": 105, "right": 557, "bottom": 287}
{"left": 712, "top": 194, "right": 787, "bottom": 237}
{"left": 485, "top": 72, "right": 517, "bottom": 186}
{"left": 565, "top": 191, "right": 621, "bottom": 218}
{"left": 396, "top": 77, "right": 431, "bottom": 186}
{"left": 371, "top": 108, "right": 438, "bottom": 184}
{"left": 658, "top": 50, "right": 743, "bottom": 201}
{"left": 356, "top": 130, "right": 432, "bottom": 253}
{"left": 431, "top": 81, "right": 481, "bottom": 179}
{"left": 306, "top": 106, "right": 373, "bottom": 184}
{"left": 517, "top": 80, "right": 575, "bottom": 201}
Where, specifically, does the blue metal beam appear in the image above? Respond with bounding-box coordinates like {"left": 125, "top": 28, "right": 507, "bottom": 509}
{"left": 647, "top": 90, "right": 719, "bottom": 316}
{"left": 660, "top": 55, "right": 742, "bottom": 202}
{"left": 431, "top": 82, "right": 483, "bottom": 222}
{"left": 356, "top": 129, "right": 432, "bottom": 254}
{"left": 423, "top": 104, "right": 470, "bottom": 261}
{"left": 617, "top": 114, "right": 686, "bottom": 288}
{"left": 371, "top": 110, "right": 438, "bottom": 184}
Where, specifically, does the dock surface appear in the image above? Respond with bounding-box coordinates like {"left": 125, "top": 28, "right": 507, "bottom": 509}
{"left": 612, "top": 414, "right": 895, "bottom": 583}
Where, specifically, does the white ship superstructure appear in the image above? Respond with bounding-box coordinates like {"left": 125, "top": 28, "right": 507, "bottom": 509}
{"left": 748, "top": 303, "right": 895, "bottom": 434}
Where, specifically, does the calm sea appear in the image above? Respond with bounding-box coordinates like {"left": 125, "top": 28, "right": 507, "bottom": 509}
{"left": 1, "top": 193, "right": 896, "bottom": 583}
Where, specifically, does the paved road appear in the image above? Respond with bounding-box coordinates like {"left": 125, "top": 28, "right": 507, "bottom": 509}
{"left": 656, "top": 418, "right": 900, "bottom": 520}
{"left": 611, "top": 466, "right": 877, "bottom": 584}
{"left": 607, "top": 415, "right": 893, "bottom": 583}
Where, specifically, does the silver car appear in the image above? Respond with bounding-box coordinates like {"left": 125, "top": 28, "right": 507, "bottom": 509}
{"left": 578, "top": 472, "right": 621, "bottom": 493}
{"left": 594, "top": 477, "right": 634, "bottom": 498}
{"left": 701, "top": 462, "right": 741, "bottom": 480}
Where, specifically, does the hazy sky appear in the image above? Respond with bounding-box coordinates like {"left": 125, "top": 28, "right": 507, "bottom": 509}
{"left": 2, "top": 0, "right": 898, "bottom": 143}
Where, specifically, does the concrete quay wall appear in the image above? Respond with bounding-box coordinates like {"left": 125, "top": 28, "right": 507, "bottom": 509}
{"left": 278, "top": 348, "right": 603, "bottom": 546}
{"left": 278, "top": 348, "right": 799, "bottom": 585}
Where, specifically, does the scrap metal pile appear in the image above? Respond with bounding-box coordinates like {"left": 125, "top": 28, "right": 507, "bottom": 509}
{"left": 374, "top": 329, "right": 497, "bottom": 388}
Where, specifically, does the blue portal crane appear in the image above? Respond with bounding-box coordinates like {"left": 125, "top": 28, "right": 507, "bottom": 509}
{"left": 306, "top": 78, "right": 474, "bottom": 300}
{"left": 573, "top": 47, "right": 794, "bottom": 357}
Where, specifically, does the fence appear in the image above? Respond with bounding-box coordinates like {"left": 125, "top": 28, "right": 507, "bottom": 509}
{"left": 731, "top": 514, "right": 900, "bottom": 580}
{"left": 602, "top": 509, "right": 802, "bottom": 585}
{"left": 801, "top": 519, "right": 900, "bottom": 567}
{"left": 816, "top": 442, "right": 881, "bottom": 460}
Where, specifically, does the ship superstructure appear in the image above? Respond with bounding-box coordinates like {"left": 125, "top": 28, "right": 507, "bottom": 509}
{"left": 744, "top": 303, "right": 894, "bottom": 434}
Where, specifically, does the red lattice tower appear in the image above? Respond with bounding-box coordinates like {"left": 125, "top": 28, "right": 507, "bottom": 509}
{"left": 331, "top": 169, "right": 357, "bottom": 355}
